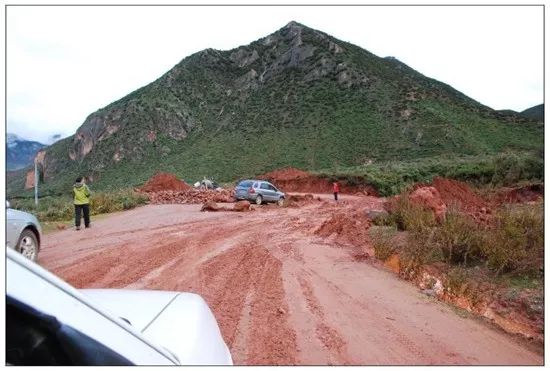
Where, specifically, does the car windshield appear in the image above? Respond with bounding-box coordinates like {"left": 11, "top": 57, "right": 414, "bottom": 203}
{"left": 237, "top": 180, "right": 253, "bottom": 188}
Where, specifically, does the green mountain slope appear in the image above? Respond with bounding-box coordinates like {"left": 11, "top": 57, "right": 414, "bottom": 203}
{"left": 10, "top": 21, "right": 543, "bottom": 196}
{"left": 520, "top": 104, "right": 544, "bottom": 122}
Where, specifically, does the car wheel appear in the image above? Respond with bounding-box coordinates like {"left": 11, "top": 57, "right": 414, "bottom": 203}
{"left": 277, "top": 197, "right": 285, "bottom": 207}
{"left": 17, "top": 229, "right": 38, "bottom": 262}
{"left": 255, "top": 195, "right": 263, "bottom": 205}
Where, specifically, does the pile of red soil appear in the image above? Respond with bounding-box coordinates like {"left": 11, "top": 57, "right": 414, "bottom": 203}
{"left": 145, "top": 189, "right": 235, "bottom": 204}
{"left": 283, "top": 193, "right": 322, "bottom": 207}
{"left": 492, "top": 184, "right": 543, "bottom": 205}
{"left": 258, "top": 167, "right": 378, "bottom": 196}
{"left": 140, "top": 172, "right": 192, "bottom": 192}
{"left": 409, "top": 186, "right": 447, "bottom": 222}
{"left": 432, "top": 177, "right": 487, "bottom": 213}
{"left": 314, "top": 210, "right": 371, "bottom": 248}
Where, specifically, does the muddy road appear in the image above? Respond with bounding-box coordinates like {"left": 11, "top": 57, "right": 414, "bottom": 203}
{"left": 39, "top": 194, "right": 542, "bottom": 365}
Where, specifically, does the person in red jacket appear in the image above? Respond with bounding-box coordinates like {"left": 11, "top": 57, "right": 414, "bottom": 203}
{"left": 333, "top": 181, "right": 340, "bottom": 201}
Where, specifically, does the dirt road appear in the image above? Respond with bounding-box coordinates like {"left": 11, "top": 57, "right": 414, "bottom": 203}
{"left": 39, "top": 195, "right": 542, "bottom": 365}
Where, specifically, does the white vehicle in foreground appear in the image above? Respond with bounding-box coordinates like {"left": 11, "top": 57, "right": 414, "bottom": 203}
{"left": 6, "top": 247, "right": 232, "bottom": 366}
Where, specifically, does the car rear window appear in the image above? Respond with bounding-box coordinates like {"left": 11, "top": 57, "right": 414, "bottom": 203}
{"left": 237, "top": 180, "right": 253, "bottom": 188}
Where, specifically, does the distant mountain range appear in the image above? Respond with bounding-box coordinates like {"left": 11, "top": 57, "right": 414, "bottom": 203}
{"left": 520, "top": 104, "right": 544, "bottom": 122}
{"left": 7, "top": 21, "right": 543, "bottom": 196}
{"left": 6, "top": 134, "right": 46, "bottom": 171}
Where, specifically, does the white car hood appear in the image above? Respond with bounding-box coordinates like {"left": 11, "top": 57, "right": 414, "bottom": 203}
{"left": 81, "top": 289, "right": 232, "bottom": 365}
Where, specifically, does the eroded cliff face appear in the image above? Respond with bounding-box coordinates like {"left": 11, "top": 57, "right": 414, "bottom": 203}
{"left": 67, "top": 99, "right": 195, "bottom": 164}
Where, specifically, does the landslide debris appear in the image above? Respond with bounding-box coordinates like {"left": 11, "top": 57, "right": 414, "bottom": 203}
{"left": 139, "top": 172, "right": 192, "bottom": 192}
{"left": 147, "top": 189, "right": 235, "bottom": 204}
{"left": 314, "top": 210, "right": 371, "bottom": 248}
{"left": 258, "top": 167, "right": 377, "bottom": 195}
{"left": 139, "top": 172, "right": 234, "bottom": 204}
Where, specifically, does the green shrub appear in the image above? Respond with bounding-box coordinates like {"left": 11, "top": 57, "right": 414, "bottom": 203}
{"left": 491, "top": 152, "right": 544, "bottom": 186}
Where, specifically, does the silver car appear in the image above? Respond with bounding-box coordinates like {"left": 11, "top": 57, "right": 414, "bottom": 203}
{"left": 234, "top": 179, "right": 285, "bottom": 206}
{"left": 6, "top": 201, "right": 42, "bottom": 261}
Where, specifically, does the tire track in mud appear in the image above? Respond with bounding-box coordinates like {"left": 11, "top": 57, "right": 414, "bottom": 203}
{"left": 300, "top": 260, "right": 458, "bottom": 364}
{"left": 50, "top": 219, "right": 264, "bottom": 290}
{"left": 297, "top": 275, "right": 352, "bottom": 364}
{"left": 54, "top": 239, "right": 188, "bottom": 289}
{"left": 178, "top": 240, "right": 298, "bottom": 365}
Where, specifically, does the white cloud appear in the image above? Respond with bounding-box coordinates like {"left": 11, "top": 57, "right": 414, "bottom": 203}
{"left": 6, "top": 5, "right": 544, "bottom": 143}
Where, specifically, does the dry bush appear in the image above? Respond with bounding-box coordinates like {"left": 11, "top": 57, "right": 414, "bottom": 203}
{"left": 432, "top": 207, "right": 484, "bottom": 265}
{"left": 369, "top": 226, "right": 399, "bottom": 261}
{"left": 482, "top": 202, "right": 543, "bottom": 276}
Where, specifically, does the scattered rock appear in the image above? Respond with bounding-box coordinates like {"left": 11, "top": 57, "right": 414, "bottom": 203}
{"left": 144, "top": 189, "right": 235, "bottom": 204}
{"left": 56, "top": 224, "right": 67, "bottom": 230}
{"left": 277, "top": 307, "right": 286, "bottom": 315}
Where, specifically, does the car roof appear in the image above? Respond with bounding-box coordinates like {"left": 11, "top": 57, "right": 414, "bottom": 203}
{"left": 238, "top": 179, "right": 269, "bottom": 184}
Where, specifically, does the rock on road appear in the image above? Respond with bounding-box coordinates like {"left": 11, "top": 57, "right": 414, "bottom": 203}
{"left": 38, "top": 197, "right": 542, "bottom": 365}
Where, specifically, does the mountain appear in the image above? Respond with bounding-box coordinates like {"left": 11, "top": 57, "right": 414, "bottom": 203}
{"left": 10, "top": 21, "right": 543, "bottom": 195}
{"left": 520, "top": 104, "right": 544, "bottom": 122}
{"left": 6, "top": 134, "right": 47, "bottom": 171}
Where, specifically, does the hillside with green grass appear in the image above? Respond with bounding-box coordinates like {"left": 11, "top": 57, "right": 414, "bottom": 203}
{"left": 8, "top": 21, "right": 543, "bottom": 198}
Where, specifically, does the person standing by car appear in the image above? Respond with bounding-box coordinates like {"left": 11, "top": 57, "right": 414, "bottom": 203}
{"left": 333, "top": 181, "right": 340, "bottom": 201}
{"left": 73, "top": 176, "right": 91, "bottom": 230}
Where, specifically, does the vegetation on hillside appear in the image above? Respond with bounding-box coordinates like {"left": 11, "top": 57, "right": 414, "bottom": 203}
{"left": 316, "top": 150, "right": 543, "bottom": 196}
{"left": 6, "top": 22, "right": 543, "bottom": 198}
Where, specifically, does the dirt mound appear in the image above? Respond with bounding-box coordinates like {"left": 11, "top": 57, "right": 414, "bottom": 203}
{"left": 409, "top": 186, "right": 447, "bottom": 222}
{"left": 432, "top": 177, "right": 487, "bottom": 213}
{"left": 492, "top": 184, "right": 543, "bottom": 205}
{"left": 283, "top": 193, "right": 321, "bottom": 207}
{"left": 314, "top": 210, "right": 371, "bottom": 248}
{"left": 258, "top": 167, "right": 378, "bottom": 196}
{"left": 145, "top": 189, "right": 235, "bottom": 204}
{"left": 140, "top": 172, "right": 192, "bottom": 192}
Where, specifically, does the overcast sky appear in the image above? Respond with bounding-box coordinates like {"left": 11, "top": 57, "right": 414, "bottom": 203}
{"left": 5, "top": 5, "right": 544, "bottom": 144}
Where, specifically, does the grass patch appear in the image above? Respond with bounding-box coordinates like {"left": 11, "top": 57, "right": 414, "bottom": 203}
{"left": 8, "top": 189, "right": 149, "bottom": 223}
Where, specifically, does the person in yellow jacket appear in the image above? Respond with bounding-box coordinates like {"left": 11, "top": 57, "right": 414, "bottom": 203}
{"left": 73, "top": 176, "right": 91, "bottom": 230}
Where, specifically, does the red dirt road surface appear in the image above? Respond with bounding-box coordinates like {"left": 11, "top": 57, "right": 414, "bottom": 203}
{"left": 39, "top": 194, "right": 542, "bottom": 365}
